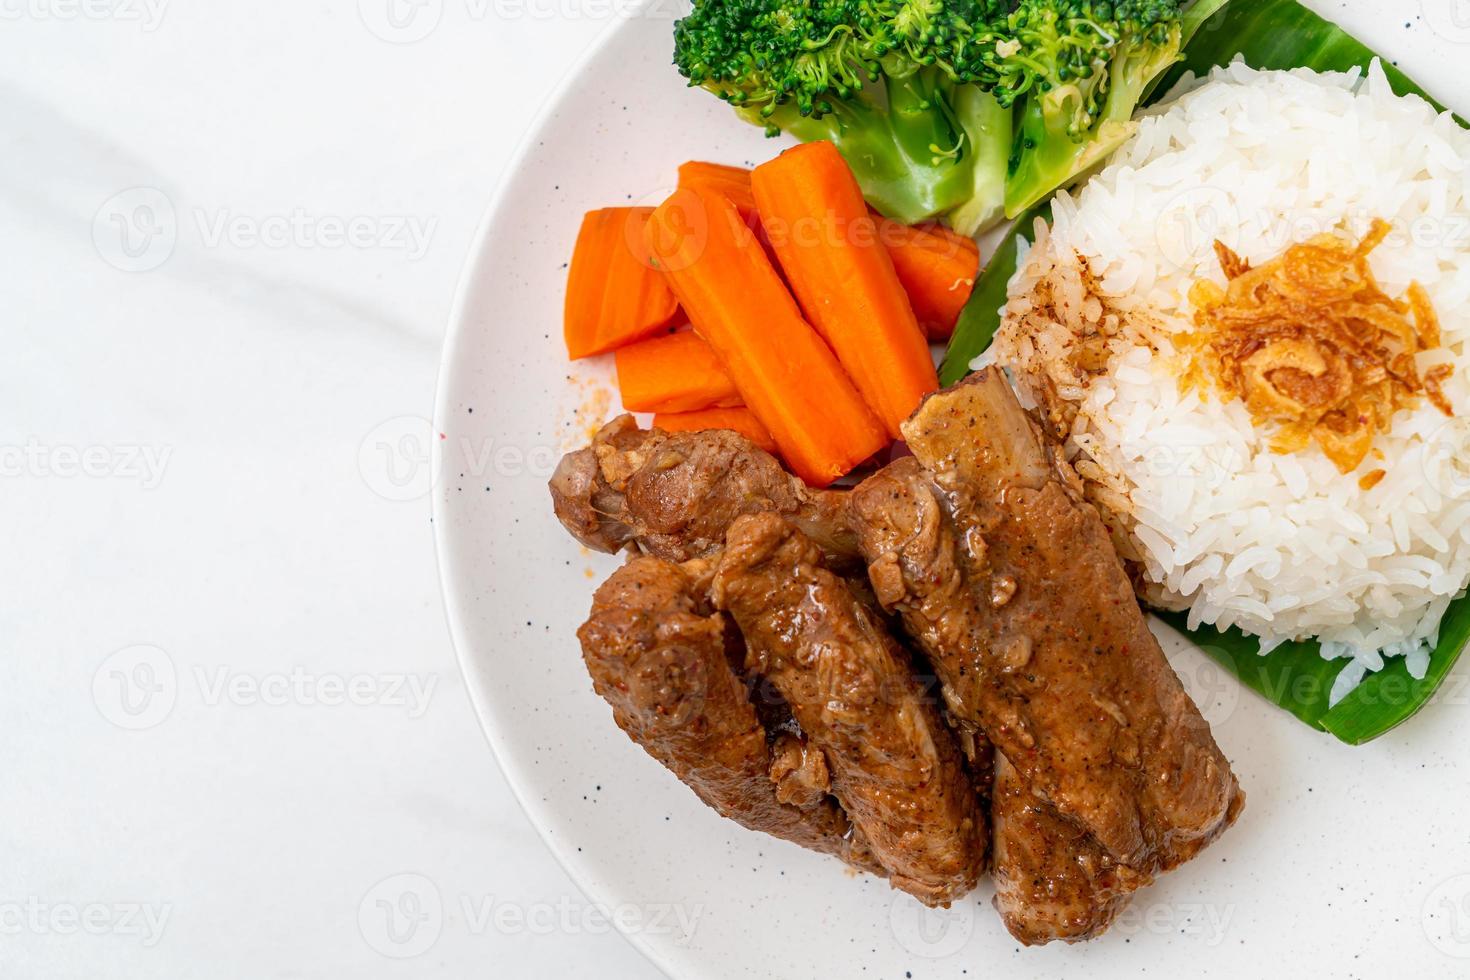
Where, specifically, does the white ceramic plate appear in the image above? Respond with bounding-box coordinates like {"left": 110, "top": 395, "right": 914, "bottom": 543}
{"left": 434, "top": 4, "right": 1470, "bottom": 975}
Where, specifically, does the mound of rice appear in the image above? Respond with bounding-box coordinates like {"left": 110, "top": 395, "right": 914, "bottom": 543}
{"left": 984, "top": 60, "right": 1470, "bottom": 701}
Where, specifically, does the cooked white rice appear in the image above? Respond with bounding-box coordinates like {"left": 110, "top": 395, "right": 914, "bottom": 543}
{"left": 980, "top": 60, "right": 1470, "bottom": 701}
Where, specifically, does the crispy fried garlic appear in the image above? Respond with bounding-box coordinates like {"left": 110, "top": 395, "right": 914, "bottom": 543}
{"left": 1184, "top": 221, "right": 1454, "bottom": 473}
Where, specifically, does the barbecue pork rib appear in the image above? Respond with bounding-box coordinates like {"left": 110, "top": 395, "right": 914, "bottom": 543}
{"left": 550, "top": 415, "right": 856, "bottom": 564}
{"left": 848, "top": 369, "right": 1243, "bottom": 942}
{"left": 712, "top": 514, "right": 987, "bottom": 907}
{"left": 990, "top": 751, "right": 1142, "bottom": 944}
{"left": 578, "top": 556, "right": 881, "bottom": 872}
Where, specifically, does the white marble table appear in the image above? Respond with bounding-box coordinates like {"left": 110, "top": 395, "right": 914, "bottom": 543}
{"left": 1, "top": 4, "right": 661, "bottom": 976}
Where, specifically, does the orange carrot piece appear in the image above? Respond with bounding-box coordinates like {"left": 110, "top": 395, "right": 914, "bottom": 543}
{"left": 564, "top": 207, "right": 681, "bottom": 359}
{"left": 680, "top": 163, "right": 971, "bottom": 337}
{"left": 652, "top": 407, "right": 776, "bottom": 454}
{"left": 752, "top": 142, "right": 939, "bottom": 438}
{"left": 678, "top": 161, "right": 784, "bottom": 270}
{"left": 880, "top": 221, "right": 980, "bottom": 341}
{"left": 615, "top": 331, "right": 742, "bottom": 413}
{"left": 678, "top": 162, "right": 759, "bottom": 226}
{"left": 646, "top": 186, "right": 887, "bottom": 487}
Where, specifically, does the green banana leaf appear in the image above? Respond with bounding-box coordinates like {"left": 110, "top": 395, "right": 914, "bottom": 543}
{"left": 938, "top": 204, "right": 1045, "bottom": 385}
{"left": 1157, "top": 0, "right": 1446, "bottom": 109}
{"left": 940, "top": 0, "right": 1470, "bottom": 743}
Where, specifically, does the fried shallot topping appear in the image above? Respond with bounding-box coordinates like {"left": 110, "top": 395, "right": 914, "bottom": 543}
{"left": 1184, "top": 220, "right": 1454, "bottom": 474}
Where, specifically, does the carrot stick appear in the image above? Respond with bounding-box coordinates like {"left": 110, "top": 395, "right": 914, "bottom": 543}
{"left": 615, "top": 331, "right": 742, "bottom": 413}
{"left": 678, "top": 162, "right": 759, "bottom": 226}
{"left": 646, "top": 186, "right": 887, "bottom": 487}
{"left": 564, "top": 207, "right": 681, "bottom": 359}
{"left": 681, "top": 162, "right": 973, "bottom": 336}
{"left": 752, "top": 142, "right": 939, "bottom": 438}
{"left": 880, "top": 221, "right": 980, "bottom": 341}
{"left": 652, "top": 407, "right": 776, "bottom": 454}
{"left": 677, "top": 161, "right": 786, "bottom": 273}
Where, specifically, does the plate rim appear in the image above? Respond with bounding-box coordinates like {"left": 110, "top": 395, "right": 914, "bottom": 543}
{"left": 428, "top": 4, "right": 1465, "bottom": 974}
{"left": 429, "top": 8, "right": 675, "bottom": 976}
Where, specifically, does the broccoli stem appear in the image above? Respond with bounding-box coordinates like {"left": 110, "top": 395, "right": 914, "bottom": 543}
{"left": 883, "top": 69, "right": 978, "bottom": 218}
{"left": 760, "top": 73, "right": 977, "bottom": 226}
{"left": 1004, "top": 89, "right": 1127, "bottom": 218}
{"left": 945, "top": 86, "right": 1013, "bottom": 237}
{"left": 1004, "top": 25, "right": 1181, "bottom": 218}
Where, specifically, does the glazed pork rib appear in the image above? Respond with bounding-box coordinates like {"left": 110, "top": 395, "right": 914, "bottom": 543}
{"left": 849, "top": 369, "right": 1243, "bottom": 942}
{"left": 849, "top": 458, "right": 1135, "bottom": 941}
{"left": 550, "top": 415, "right": 857, "bottom": 564}
{"left": 712, "top": 514, "right": 987, "bottom": 907}
{"left": 577, "top": 556, "right": 881, "bottom": 870}
{"left": 989, "top": 751, "right": 1141, "bottom": 943}
{"left": 559, "top": 385, "right": 1239, "bottom": 939}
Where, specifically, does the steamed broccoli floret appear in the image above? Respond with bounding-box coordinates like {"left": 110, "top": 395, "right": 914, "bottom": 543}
{"left": 674, "top": 0, "right": 1209, "bottom": 235}
{"left": 673, "top": 0, "right": 1014, "bottom": 230}
{"left": 1000, "top": 0, "right": 1186, "bottom": 216}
